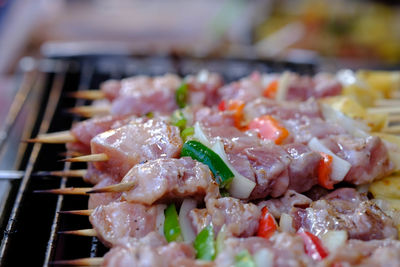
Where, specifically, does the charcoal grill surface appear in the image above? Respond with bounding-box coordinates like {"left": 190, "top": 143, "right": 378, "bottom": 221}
{"left": 0, "top": 55, "right": 315, "bottom": 266}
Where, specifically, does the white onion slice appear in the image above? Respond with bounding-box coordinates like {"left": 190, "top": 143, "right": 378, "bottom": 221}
{"left": 279, "top": 213, "right": 295, "bottom": 233}
{"left": 321, "top": 104, "right": 369, "bottom": 137}
{"left": 275, "top": 71, "right": 292, "bottom": 102}
{"left": 212, "top": 140, "right": 256, "bottom": 199}
{"left": 216, "top": 224, "right": 228, "bottom": 254}
{"left": 308, "top": 137, "right": 352, "bottom": 182}
{"left": 179, "top": 199, "right": 197, "bottom": 243}
{"left": 253, "top": 248, "right": 274, "bottom": 267}
{"left": 193, "top": 122, "right": 212, "bottom": 147}
{"left": 155, "top": 204, "right": 167, "bottom": 236}
{"left": 321, "top": 230, "right": 348, "bottom": 253}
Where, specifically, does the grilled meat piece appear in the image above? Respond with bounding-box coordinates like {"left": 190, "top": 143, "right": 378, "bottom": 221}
{"left": 291, "top": 188, "right": 398, "bottom": 240}
{"left": 189, "top": 197, "right": 261, "bottom": 238}
{"left": 121, "top": 157, "right": 219, "bottom": 205}
{"left": 90, "top": 201, "right": 165, "bottom": 247}
{"left": 91, "top": 118, "right": 182, "bottom": 179}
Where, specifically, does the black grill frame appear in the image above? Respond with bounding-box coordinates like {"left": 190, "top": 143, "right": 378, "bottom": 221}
{"left": 0, "top": 55, "right": 315, "bottom": 266}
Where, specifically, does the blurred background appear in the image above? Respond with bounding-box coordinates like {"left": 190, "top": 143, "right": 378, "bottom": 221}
{"left": 0, "top": 0, "right": 400, "bottom": 75}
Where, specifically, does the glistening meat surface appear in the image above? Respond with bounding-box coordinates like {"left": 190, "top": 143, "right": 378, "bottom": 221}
{"left": 102, "top": 232, "right": 211, "bottom": 267}
{"left": 291, "top": 188, "right": 398, "bottom": 240}
{"left": 111, "top": 74, "right": 181, "bottom": 116}
{"left": 189, "top": 197, "right": 261, "bottom": 237}
{"left": 120, "top": 157, "right": 219, "bottom": 205}
{"left": 320, "top": 134, "right": 394, "bottom": 184}
{"left": 90, "top": 201, "right": 166, "bottom": 247}
{"left": 91, "top": 118, "right": 182, "bottom": 179}
{"left": 203, "top": 125, "right": 320, "bottom": 198}
{"left": 88, "top": 177, "right": 121, "bottom": 209}
{"left": 67, "top": 115, "right": 138, "bottom": 154}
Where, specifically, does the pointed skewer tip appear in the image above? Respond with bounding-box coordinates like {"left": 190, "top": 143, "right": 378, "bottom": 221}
{"left": 87, "top": 181, "right": 136, "bottom": 194}
{"left": 51, "top": 257, "right": 103, "bottom": 266}
{"left": 58, "top": 229, "right": 97, "bottom": 237}
{"left": 59, "top": 209, "right": 93, "bottom": 216}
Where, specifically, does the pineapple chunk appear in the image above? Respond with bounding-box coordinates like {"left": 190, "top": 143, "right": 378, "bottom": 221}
{"left": 369, "top": 174, "right": 400, "bottom": 199}
{"left": 357, "top": 70, "right": 400, "bottom": 98}
{"left": 323, "top": 96, "right": 388, "bottom": 131}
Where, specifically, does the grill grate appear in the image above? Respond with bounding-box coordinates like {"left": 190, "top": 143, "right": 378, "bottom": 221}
{"left": 0, "top": 55, "right": 315, "bottom": 266}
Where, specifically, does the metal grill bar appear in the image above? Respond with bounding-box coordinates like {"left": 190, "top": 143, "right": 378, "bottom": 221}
{"left": 0, "top": 60, "right": 68, "bottom": 264}
{"left": 0, "top": 71, "right": 36, "bottom": 152}
{"left": 44, "top": 61, "right": 96, "bottom": 266}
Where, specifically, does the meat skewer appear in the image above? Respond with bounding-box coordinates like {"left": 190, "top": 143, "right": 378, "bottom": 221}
{"left": 31, "top": 70, "right": 400, "bottom": 266}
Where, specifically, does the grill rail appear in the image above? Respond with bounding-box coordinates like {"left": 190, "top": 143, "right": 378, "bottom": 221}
{"left": 0, "top": 55, "right": 315, "bottom": 266}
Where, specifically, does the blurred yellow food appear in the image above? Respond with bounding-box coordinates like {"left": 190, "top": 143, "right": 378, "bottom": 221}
{"left": 370, "top": 174, "right": 400, "bottom": 199}
{"left": 356, "top": 70, "right": 400, "bottom": 98}
{"left": 323, "top": 96, "right": 387, "bottom": 131}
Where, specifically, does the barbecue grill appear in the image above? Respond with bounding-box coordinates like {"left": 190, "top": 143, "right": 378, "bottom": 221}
{"left": 0, "top": 54, "right": 315, "bottom": 266}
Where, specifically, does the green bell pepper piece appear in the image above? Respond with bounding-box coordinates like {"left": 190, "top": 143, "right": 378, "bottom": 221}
{"left": 163, "top": 204, "right": 183, "bottom": 242}
{"left": 194, "top": 225, "right": 216, "bottom": 261}
{"left": 180, "top": 140, "right": 234, "bottom": 188}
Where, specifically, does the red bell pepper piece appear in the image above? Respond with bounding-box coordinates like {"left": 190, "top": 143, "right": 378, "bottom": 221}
{"left": 318, "top": 152, "right": 334, "bottom": 189}
{"left": 298, "top": 230, "right": 328, "bottom": 261}
{"left": 218, "top": 99, "right": 245, "bottom": 128}
{"left": 263, "top": 80, "right": 278, "bottom": 99}
{"left": 257, "top": 207, "right": 277, "bottom": 239}
{"left": 247, "top": 115, "right": 289, "bottom": 144}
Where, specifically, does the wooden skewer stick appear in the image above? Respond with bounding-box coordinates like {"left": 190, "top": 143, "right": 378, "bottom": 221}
{"left": 388, "top": 114, "right": 400, "bottom": 123}
{"left": 58, "top": 229, "right": 97, "bottom": 237}
{"left": 34, "top": 187, "right": 91, "bottom": 195}
{"left": 51, "top": 257, "right": 103, "bottom": 266}
{"left": 26, "top": 131, "right": 76, "bottom": 144}
{"left": 383, "top": 125, "right": 400, "bottom": 134}
{"left": 87, "top": 181, "right": 136, "bottom": 194}
{"left": 391, "top": 91, "right": 400, "bottom": 99}
{"left": 59, "top": 209, "right": 93, "bottom": 216}
{"left": 375, "top": 99, "right": 400, "bottom": 107}
{"left": 59, "top": 151, "right": 85, "bottom": 157}
{"left": 368, "top": 106, "right": 400, "bottom": 114}
{"left": 62, "top": 153, "right": 108, "bottom": 163}
{"left": 50, "top": 169, "right": 87, "bottom": 177}
{"left": 33, "top": 169, "right": 86, "bottom": 178}
{"left": 68, "top": 105, "right": 110, "bottom": 118}
{"left": 68, "top": 90, "right": 105, "bottom": 100}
